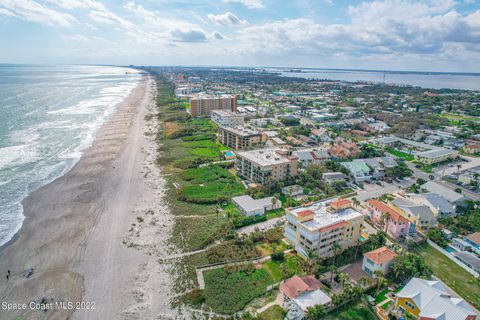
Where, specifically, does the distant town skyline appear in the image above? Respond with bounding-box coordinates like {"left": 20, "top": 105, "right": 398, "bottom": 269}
{"left": 0, "top": 0, "right": 479, "bottom": 72}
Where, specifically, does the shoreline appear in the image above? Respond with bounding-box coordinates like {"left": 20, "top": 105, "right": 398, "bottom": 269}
{"left": 0, "top": 74, "right": 176, "bottom": 319}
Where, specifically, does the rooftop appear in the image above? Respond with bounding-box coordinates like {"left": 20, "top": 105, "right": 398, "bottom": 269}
{"left": 288, "top": 198, "right": 363, "bottom": 232}
{"left": 364, "top": 246, "right": 397, "bottom": 265}
{"left": 416, "top": 148, "right": 457, "bottom": 159}
{"left": 421, "top": 181, "right": 465, "bottom": 203}
{"left": 220, "top": 126, "right": 260, "bottom": 137}
{"left": 211, "top": 109, "right": 243, "bottom": 117}
{"left": 280, "top": 275, "right": 322, "bottom": 300}
{"left": 237, "top": 148, "right": 295, "bottom": 166}
{"left": 232, "top": 195, "right": 277, "bottom": 212}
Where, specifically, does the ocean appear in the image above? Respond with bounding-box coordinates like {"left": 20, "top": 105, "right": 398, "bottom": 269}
{"left": 271, "top": 68, "right": 480, "bottom": 90}
{"left": 0, "top": 65, "right": 141, "bottom": 246}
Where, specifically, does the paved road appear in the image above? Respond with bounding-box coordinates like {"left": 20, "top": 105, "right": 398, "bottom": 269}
{"left": 356, "top": 178, "right": 414, "bottom": 201}
{"left": 236, "top": 217, "right": 284, "bottom": 235}
{"left": 438, "top": 179, "right": 480, "bottom": 201}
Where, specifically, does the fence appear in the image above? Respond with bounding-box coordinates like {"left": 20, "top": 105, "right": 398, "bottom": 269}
{"left": 427, "top": 239, "right": 479, "bottom": 278}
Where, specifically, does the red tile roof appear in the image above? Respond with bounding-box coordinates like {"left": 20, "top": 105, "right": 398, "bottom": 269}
{"left": 330, "top": 198, "right": 352, "bottom": 208}
{"left": 364, "top": 246, "right": 397, "bottom": 265}
{"left": 366, "top": 199, "right": 407, "bottom": 223}
{"left": 280, "top": 275, "right": 322, "bottom": 299}
{"left": 297, "top": 210, "right": 314, "bottom": 217}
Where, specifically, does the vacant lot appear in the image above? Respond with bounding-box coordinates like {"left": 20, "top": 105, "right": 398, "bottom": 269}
{"left": 203, "top": 266, "right": 274, "bottom": 314}
{"left": 178, "top": 166, "right": 244, "bottom": 204}
{"left": 386, "top": 148, "right": 415, "bottom": 161}
{"left": 413, "top": 243, "right": 480, "bottom": 309}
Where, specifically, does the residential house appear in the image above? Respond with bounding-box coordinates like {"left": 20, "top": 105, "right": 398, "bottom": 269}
{"left": 328, "top": 138, "right": 361, "bottom": 159}
{"left": 281, "top": 275, "right": 332, "bottom": 320}
{"left": 410, "top": 193, "right": 457, "bottom": 218}
{"left": 365, "top": 199, "right": 416, "bottom": 240}
{"left": 322, "top": 172, "right": 347, "bottom": 185}
{"left": 362, "top": 246, "right": 397, "bottom": 277}
{"left": 420, "top": 181, "right": 467, "bottom": 206}
{"left": 235, "top": 148, "right": 298, "bottom": 185}
{"left": 463, "top": 144, "right": 480, "bottom": 155}
{"left": 282, "top": 184, "right": 304, "bottom": 197}
{"left": 293, "top": 149, "right": 330, "bottom": 168}
{"left": 395, "top": 277, "right": 477, "bottom": 319}
{"left": 363, "top": 158, "right": 385, "bottom": 179}
{"left": 453, "top": 252, "right": 480, "bottom": 273}
{"left": 451, "top": 237, "right": 473, "bottom": 252}
{"left": 310, "top": 128, "right": 331, "bottom": 143}
{"left": 381, "top": 156, "right": 398, "bottom": 168}
{"left": 232, "top": 195, "right": 281, "bottom": 216}
{"left": 392, "top": 198, "right": 437, "bottom": 229}
{"left": 465, "top": 232, "right": 480, "bottom": 254}
{"left": 341, "top": 159, "right": 372, "bottom": 182}
{"left": 284, "top": 198, "right": 364, "bottom": 259}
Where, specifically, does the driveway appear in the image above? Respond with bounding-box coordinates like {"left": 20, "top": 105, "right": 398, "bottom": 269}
{"left": 236, "top": 217, "right": 284, "bottom": 235}
{"left": 356, "top": 178, "right": 414, "bottom": 201}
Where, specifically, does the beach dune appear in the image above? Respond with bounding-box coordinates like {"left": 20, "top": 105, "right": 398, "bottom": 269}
{"left": 0, "top": 76, "right": 175, "bottom": 320}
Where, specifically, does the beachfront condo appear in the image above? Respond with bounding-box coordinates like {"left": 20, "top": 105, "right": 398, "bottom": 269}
{"left": 284, "top": 198, "right": 364, "bottom": 259}
{"left": 189, "top": 94, "right": 237, "bottom": 117}
{"left": 235, "top": 148, "right": 298, "bottom": 185}
{"left": 210, "top": 109, "right": 245, "bottom": 127}
{"left": 218, "top": 126, "right": 262, "bottom": 150}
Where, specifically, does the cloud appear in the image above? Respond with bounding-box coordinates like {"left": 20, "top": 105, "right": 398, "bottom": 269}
{"left": 89, "top": 9, "right": 134, "bottom": 30}
{"left": 208, "top": 12, "right": 247, "bottom": 26}
{"left": 61, "top": 34, "right": 89, "bottom": 42}
{"left": 223, "top": 0, "right": 264, "bottom": 9}
{"left": 210, "top": 31, "right": 226, "bottom": 40}
{"left": 235, "top": 0, "right": 480, "bottom": 58}
{"left": 0, "top": 7, "right": 15, "bottom": 17}
{"left": 45, "top": 0, "right": 104, "bottom": 11}
{"left": 170, "top": 29, "right": 208, "bottom": 42}
{"left": 0, "top": 0, "right": 77, "bottom": 27}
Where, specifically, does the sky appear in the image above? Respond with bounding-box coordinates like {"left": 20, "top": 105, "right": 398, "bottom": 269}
{"left": 0, "top": 0, "right": 479, "bottom": 72}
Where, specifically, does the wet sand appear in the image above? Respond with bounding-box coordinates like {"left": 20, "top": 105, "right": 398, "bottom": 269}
{"left": 0, "top": 76, "right": 176, "bottom": 320}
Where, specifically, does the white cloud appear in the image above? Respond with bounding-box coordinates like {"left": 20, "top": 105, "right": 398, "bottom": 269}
{"left": 210, "top": 31, "right": 227, "bottom": 40}
{"left": 208, "top": 12, "right": 247, "bottom": 26}
{"left": 61, "top": 34, "right": 89, "bottom": 41}
{"left": 89, "top": 9, "right": 134, "bottom": 30}
{"left": 0, "top": 0, "right": 77, "bottom": 27}
{"left": 0, "top": 7, "right": 15, "bottom": 17}
{"left": 235, "top": 0, "right": 480, "bottom": 59}
{"left": 45, "top": 0, "right": 104, "bottom": 11}
{"left": 223, "top": 0, "right": 264, "bottom": 9}
{"left": 170, "top": 29, "right": 208, "bottom": 42}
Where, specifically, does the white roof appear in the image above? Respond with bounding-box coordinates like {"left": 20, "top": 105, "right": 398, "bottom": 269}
{"left": 294, "top": 289, "right": 331, "bottom": 311}
{"left": 397, "top": 278, "right": 476, "bottom": 320}
{"left": 421, "top": 181, "right": 465, "bottom": 203}
{"left": 232, "top": 195, "right": 276, "bottom": 212}
{"left": 289, "top": 199, "right": 363, "bottom": 232}
{"left": 237, "top": 148, "right": 292, "bottom": 166}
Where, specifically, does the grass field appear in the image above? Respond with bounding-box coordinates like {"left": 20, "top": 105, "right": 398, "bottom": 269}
{"left": 262, "top": 254, "right": 306, "bottom": 282}
{"left": 258, "top": 305, "right": 285, "bottom": 320}
{"left": 413, "top": 243, "right": 480, "bottom": 309}
{"left": 178, "top": 166, "right": 244, "bottom": 204}
{"left": 441, "top": 113, "right": 480, "bottom": 125}
{"left": 203, "top": 267, "right": 274, "bottom": 314}
{"left": 386, "top": 148, "right": 415, "bottom": 161}
{"left": 326, "top": 301, "right": 377, "bottom": 320}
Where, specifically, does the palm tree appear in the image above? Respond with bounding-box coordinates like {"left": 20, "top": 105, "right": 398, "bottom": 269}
{"left": 383, "top": 212, "right": 391, "bottom": 233}
{"left": 329, "top": 242, "right": 341, "bottom": 285}
{"left": 329, "top": 264, "right": 338, "bottom": 286}
{"left": 352, "top": 197, "right": 360, "bottom": 208}
{"left": 374, "top": 270, "right": 387, "bottom": 296}
{"left": 306, "top": 304, "right": 325, "bottom": 320}
{"left": 457, "top": 164, "right": 462, "bottom": 174}
{"left": 338, "top": 272, "right": 349, "bottom": 290}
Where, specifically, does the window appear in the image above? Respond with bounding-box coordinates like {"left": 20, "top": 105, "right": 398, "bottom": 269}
{"left": 405, "top": 301, "right": 416, "bottom": 310}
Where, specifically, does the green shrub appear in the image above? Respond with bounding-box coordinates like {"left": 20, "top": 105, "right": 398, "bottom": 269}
{"left": 271, "top": 251, "right": 285, "bottom": 262}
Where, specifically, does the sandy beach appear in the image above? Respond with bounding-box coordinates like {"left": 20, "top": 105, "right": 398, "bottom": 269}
{"left": 0, "top": 75, "right": 176, "bottom": 320}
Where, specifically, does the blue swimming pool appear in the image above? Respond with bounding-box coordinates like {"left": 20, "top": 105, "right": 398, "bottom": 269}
{"left": 225, "top": 151, "right": 234, "bottom": 157}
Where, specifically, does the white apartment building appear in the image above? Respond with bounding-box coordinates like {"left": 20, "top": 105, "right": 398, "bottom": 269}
{"left": 211, "top": 109, "right": 245, "bottom": 127}
{"left": 284, "top": 198, "right": 364, "bottom": 259}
